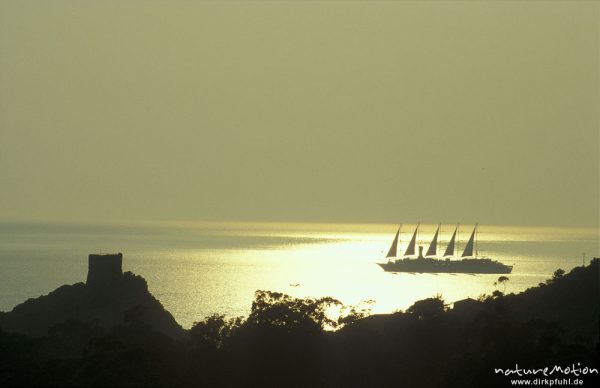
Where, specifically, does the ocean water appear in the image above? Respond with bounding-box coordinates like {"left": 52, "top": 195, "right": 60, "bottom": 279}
{"left": 0, "top": 221, "right": 597, "bottom": 329}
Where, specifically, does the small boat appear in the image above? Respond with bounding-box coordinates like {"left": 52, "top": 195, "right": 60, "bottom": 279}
{"left": 378, "top": 224, "right": 513, "bottom": 274}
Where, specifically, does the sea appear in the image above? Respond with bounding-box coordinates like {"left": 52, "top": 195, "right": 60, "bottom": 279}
{"left": 0, "top": 221, "right": 598, "bottom": 329}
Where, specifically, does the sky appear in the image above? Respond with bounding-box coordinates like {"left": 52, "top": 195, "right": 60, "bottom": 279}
{"left": 0, "top": 1, "right": 598, "bottom": 228}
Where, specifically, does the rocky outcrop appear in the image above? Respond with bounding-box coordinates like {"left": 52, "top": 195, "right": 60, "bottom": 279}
{"left": 0, "top": 270, "right": 186, "bottom": 340}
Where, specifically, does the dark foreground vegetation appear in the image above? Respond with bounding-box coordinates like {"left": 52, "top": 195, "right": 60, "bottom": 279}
{"left": 1, "top": 260, "right": 598, "bottom": 387}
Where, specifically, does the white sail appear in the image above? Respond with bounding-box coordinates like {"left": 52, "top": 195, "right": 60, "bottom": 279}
{"left": 443, "top": 225, "right": 458, "bottom": 257}
{"left": 404, "top": 224, "right": 419, "bottom": 257}
{"left": 425, "top": 224, "right": 440, "bottom": 257}
{"left": 461, "top": 225, "right": 477, "bottom": 257}
{"left": 386, "top": 226, "right": 401, "bottom": 258}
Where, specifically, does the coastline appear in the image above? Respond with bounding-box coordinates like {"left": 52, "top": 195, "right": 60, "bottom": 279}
{"left": 1, "top": 256, "right": 598, "bottom": 387}
{"left": 1, "top": 221, "right": 597, "bottom": 328}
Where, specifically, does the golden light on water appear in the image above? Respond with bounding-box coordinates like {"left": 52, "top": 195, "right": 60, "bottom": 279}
{"left": 157, "top": 220, "right": 599, "bottom": 242}
{"left": 0, "top": 220, "right": 597, "bottom": 329}
{"left": 123, "top": 222, "right": 599, "bottom": 328}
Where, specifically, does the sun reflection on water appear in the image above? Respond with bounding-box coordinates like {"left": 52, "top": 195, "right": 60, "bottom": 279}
{"left": 129, "top": 223, "right": 598, "bottom": 328}
{"left": 0, "top": 221, "right": 596, "bottom": 329}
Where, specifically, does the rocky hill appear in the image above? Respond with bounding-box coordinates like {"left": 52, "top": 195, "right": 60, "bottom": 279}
{"left": 0, "top": 257, "right": 597, "bottom": 387}
{"left": 0, "top": 255, "right": 186, "bottom": 341}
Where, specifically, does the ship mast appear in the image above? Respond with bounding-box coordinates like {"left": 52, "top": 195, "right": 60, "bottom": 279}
{"left": 475, "top": 223, "right": 479, "bottom": 257}
{"left": 456, "top": 223, "right": 460, "bottom": 258}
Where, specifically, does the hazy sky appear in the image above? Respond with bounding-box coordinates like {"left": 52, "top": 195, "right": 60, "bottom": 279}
{"left": 0, "top": 1, "right": 598, "bottom": 227}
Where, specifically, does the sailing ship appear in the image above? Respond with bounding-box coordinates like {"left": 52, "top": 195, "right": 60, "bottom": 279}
{"left": 378, "top": 224, "right": 513, "bottom": 274}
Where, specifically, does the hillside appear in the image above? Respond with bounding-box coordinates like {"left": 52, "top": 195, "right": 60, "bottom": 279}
{"left": 0, "top": 259, "right": 597, "bottom": 387}
{"left": 0, "top": 271, "right": 186, "bottom": 341}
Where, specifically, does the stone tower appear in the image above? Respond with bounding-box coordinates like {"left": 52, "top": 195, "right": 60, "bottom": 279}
{"left": 86, "top": 253, "right": 123, "bottom": 289}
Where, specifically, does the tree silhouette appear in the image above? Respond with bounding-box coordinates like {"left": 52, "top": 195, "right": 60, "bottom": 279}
{"left": 190, "top": 314, "right": 244, "bottom": 350}
{"left": 494, "top": 276, "right": 509, "bottom": 293}
{"left": 248, "top": 290, "right": 343, "bottom": 332}
{"left": 552, "top": 268, "right": 565, "bottom": 280}
{"left": 407, "top": 295, "right": 447, "bottom": 319}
